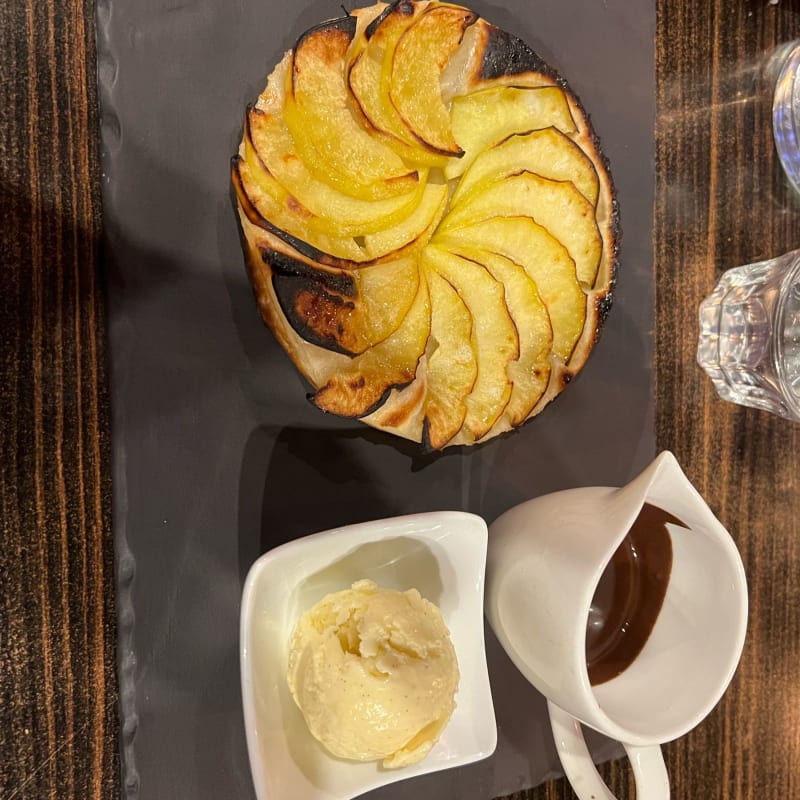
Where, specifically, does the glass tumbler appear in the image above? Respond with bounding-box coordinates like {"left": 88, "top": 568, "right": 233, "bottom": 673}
{"left": 697, "top": 248, "right": 800, "bottom": 420}
{"left": 774, "top": 39, "right": 800, "bottom": 194}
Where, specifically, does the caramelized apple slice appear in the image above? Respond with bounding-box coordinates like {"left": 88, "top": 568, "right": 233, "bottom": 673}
{"left": 453, "top": 127, "right": 600, "bottom": 206}
{"left": 312, "top": 272, "right": 431, "bottom": 417}
{"left": 348, "top": 2, "right": 417, "bottom": 141}
{"left": 234, "top": 155, "right": 367, "bottom": 263}
{"left": 442, "top": 171, "right": 603, "bottom": 287}
{"left": 389, "top": 3, "right": 477, "bottom": 156}
{"left": 423, "top": 269, "right": 477, "bottom": 449}
{"left": 236, "top": 153, "right": 443, "bottom": 271}
{"left": 362, "top": 179, "right": 448, "bottom": 259}
{"left": 440, "top": 216, "right": 585, "bottom": 362}
{"left": 239, "top": 120, "right": 446, "bottom": 266}
{"left": 438, "top": 241, "right": 553, "bottom": 425}
{"left": 445, "top": 86, "right": 577, "bottom": 179}
{"left": 347, "top": 1, "right": 447, "bottom": 166}
{"left": 247, "top": 108, "right": 426, "bottom": 237}
{"left": 268, "top": 249, "right": 421, "bottom": 355}
{"left": 346, "top": 0, "right": 389, "bottom": 58}
{"left": 284, "top": 20, "right": 419, "bottom": 201}
{"left": 422, "top": 246, "right": 517, "bottom": 441}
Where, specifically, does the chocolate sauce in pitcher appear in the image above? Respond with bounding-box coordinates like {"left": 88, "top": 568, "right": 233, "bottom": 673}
{"left": 585, "top": 503, "right": 688, "bottom": 686}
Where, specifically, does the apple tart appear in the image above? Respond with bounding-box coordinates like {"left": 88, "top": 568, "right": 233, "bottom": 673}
{"left": 232, "top": 0, "right": 619, "bottom": 449}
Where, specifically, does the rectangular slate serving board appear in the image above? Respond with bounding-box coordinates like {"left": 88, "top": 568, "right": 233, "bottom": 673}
{"left": 96, "top": 0, "right": 656, "bottom": 796}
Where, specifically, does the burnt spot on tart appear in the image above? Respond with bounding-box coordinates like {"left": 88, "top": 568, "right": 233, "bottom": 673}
{"left": 479, "top": 26, "right": 557, "bottom": 82}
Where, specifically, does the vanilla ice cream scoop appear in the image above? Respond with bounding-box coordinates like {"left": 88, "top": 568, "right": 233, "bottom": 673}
{"left": 287, "top": 579, "right": 460, "bottom": 768}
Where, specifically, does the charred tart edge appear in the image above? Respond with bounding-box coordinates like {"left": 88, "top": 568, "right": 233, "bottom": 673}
{"left": 237, "top": 209, "right": 356, "bottom": 389}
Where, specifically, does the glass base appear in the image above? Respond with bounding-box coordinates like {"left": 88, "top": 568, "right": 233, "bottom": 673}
{"left": 697, "top": 253, "right": 800, "bottom": 421}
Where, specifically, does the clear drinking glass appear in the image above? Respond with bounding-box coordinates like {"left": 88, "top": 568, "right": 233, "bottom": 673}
{"left": 697, "top": 249, "right": 800, "bottom": 420}
{"left": 774, "top": 40, "right": 800, "bottom": 195}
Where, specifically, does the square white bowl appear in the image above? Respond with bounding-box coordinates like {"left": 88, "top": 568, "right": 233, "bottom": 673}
{"left": 240, "top": 510, "right": 497, "bottom": 800}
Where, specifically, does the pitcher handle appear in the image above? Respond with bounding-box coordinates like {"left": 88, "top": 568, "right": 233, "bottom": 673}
{"left": 547, "top": 700, "right": 670, "bottom": 800}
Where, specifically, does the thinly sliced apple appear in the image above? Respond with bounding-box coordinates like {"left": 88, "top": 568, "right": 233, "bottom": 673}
{"left": 246, "top": 107, "right": 426, "bottom": 238}
{"left": 284, "top": 20, "right": 419, "bottom": 201}
{"left": 389, "top": 3, "right": 477, "bottom": 156}
{"left": 422, "top": 269, "right": 477, "bottom": 449}
{"left": 452, "top": 127, "right": 600, "bottom": 206}
{"left": 234, "top": 156, "right": 348, "bottom": 269}
{"left": 237, "top": 143, "right": 445, "bottom": 267}
{"left": 342, "top": 0, "right": 390, "bottom": 113}
{"left": 362, "top": 179, "right": 448, "bottom": 259}
{"left": 269, "top": 249, "right": 421, "bottom": 355}
{"left": 234, "top": 155, "right": 367, "bottom": 263}
{"left": 312, "top": 272, "right": 431, "bottom": 417}
{"left": 362, "top": 376, "right": 427, "bottom": 441}
{"left": 445, "top": 86, "right": 577, "bottom": 180}
{"left": 346, "top": 0, "right": 390, "bottom": 60}
{"left": 438, "top": 242, "right": 552, "bottom": 426}
{"left": 347, "top": 1, "right": 448, "bottom": 166}
{"left": 442, "top": 171, "right": 603, "bottom": 287}
{"left": 422, "top": 246, "right": 517, "bottom": 441}
{"left": 437, "top": 216, "right": 585, "bottom": 362}
{"left": 348, "top": 2, "right": 417, "bottom": 142}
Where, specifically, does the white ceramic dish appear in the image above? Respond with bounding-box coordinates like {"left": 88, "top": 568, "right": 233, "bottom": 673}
{"left": 240, "top": 511, "right": 497, "bottom": 800}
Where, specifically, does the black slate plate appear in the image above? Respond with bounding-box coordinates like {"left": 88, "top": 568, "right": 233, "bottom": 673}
{"left": 96, "top": 0, "right": 656, "bottom": 796}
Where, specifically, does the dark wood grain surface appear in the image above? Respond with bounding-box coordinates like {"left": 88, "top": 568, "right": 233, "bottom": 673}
{"left": 1, "top": 1, "right": 799, "bottom": 798}
{"left": 0, "top": 0, "right": 118, "bottom": 798}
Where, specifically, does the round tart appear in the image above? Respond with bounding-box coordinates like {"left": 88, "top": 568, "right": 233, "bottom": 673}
{"left": 232, "top": 0, "right": 619, "bottom": 449}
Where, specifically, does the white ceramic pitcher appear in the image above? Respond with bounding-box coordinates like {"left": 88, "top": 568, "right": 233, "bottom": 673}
{"left": 485, "top": 451, "right": 748, "bottom": 800}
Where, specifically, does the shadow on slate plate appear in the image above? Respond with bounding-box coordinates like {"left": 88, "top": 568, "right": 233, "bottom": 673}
{"left": 237, "top": 425, "right": 442, "bottom": 584}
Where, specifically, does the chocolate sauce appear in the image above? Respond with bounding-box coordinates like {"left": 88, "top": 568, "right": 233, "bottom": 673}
{"left": 585, "top": 503, "right": 688, "bottom": 686}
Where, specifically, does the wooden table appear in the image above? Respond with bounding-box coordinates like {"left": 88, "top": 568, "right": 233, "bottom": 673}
{"left": 2, "top": 1, "right": 799, "bottom": 798}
